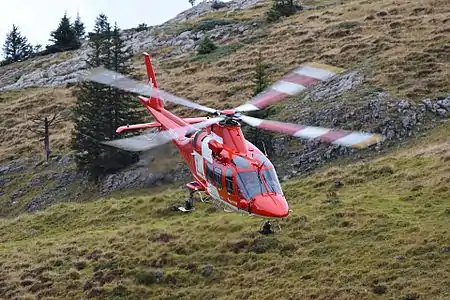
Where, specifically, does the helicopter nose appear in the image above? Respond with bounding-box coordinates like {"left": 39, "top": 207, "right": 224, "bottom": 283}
{"left": 250, "top": 194, "right": 289, "bottom": 218}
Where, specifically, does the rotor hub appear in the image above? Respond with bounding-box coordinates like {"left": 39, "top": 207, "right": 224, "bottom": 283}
{"left": 221, "top": 109, "right": 236, "bottom": 116}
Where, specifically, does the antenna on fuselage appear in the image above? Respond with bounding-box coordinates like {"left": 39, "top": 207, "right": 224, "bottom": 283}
{"left": 262, "top": 142, "right": 268, "bottom": 157}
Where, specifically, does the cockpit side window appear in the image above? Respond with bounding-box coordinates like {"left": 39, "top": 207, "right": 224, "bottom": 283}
{"left": 255, "top": 152, "right": 271, "bottom": 166}
{"left": 232, "top": 156, "right": 250, "bottom": 169}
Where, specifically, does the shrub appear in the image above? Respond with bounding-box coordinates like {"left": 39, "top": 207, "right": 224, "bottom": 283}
{"left": 197, "top": 36, "right": 217, "bottom": 55}
{"left": 136, "top": 23, "right": 148, "bottom": 32}
{"left": 192, "top": 42, "right": 243, "bottom": 62}
{"left": 211, "top": 0, "right": 228, "bottom": 10}
{"left": 266, "top": 0, "right": 303, "bottom": 22}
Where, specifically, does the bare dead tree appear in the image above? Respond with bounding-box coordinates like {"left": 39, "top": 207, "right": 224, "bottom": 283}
{"left": 27, "top": 112, "right": 65, "bottom": 162}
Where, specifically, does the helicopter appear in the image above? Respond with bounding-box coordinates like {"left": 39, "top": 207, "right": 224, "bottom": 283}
{"left": 83, "top": 52, "right": 385, "bottom": 233}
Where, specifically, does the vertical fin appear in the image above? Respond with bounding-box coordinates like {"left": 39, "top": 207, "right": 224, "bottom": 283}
{"left": 143, "top": 52, "right": 164, "bottom": 110}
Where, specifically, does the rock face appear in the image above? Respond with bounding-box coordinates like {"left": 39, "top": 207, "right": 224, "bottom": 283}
{"left": 0, "top": 0, "right": 264, "bottom": 91}
{"left": 271, "top": 70, "right": 450, "bottom": 179}
{"left": 164, "top": 0, "right": 265, "bottom": 25}
{"left": 0, "top": 151, "right": 191, "bottom": 214}
{"left": 100, "top": 166, "right": 190, "bottom": 196}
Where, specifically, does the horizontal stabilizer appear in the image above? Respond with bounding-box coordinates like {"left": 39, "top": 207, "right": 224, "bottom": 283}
{"left": 116, "top": 117, "right": 209, "bottom": 133}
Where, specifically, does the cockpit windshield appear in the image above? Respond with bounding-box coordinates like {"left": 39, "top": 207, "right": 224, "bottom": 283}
{"left": 261, "top": 168, "right": 283, "bottom": 194}
{"left": 236, "top": 170, "right": 265, "bottom": 200}
{"left": 236, "top": 167, "right": 283, "bottom": 200}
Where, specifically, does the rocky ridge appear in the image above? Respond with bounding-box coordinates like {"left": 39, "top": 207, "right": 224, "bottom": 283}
{"left": 0, "top": 0, "right": 265, "bottom": 91}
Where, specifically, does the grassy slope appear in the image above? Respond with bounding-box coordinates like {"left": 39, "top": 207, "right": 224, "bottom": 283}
{"left": 1, "top": 0, "right": 449, "bottom": 163}
{"left": 0, "top": 87, "right": 76, "bottom": 162}
{"left": 1, "top": 122, "right": 448, "bottom": 300}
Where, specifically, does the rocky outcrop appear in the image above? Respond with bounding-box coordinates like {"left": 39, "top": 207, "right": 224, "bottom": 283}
{"left": 0, "top": 151, "right": 189, "bottom": 214}
{"left": 164, "top": 0, "right": 265, "bottom": 25}
{"left": 100, "top": 166, "right": 190, "bottom": 196}
{"left": 0, "top": 0, "right": 264, "bottom": 91}
{"left": 272, "top": 70, "right": 450, "bottom": 179}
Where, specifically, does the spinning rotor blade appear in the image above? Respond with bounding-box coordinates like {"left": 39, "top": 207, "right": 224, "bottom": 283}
{"left": 82, "top": 67, "right": 218, "bottom": 114}
{"left": 102, "top": 116, "right": 224, "bottom": 152}
{"left": 235, "top": 63, "right": 345, "bottom": 112}
{"left": 240, "top": 115, "right": 384, "bottom": 149}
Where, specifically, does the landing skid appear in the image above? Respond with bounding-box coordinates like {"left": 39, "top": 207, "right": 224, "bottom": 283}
{"left": 173, "top": 181, "right": 208, "bottom": 213}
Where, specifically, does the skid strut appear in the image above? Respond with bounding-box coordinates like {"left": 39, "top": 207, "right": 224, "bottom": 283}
{"left": 177, "top": 181, "right": 208, "bottom": 212}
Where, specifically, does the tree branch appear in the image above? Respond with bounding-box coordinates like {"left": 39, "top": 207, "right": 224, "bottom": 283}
{"left": 27, "top": 124, "right": 44, "bottom": 135}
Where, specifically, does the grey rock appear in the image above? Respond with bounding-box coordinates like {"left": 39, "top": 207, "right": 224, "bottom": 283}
{"left": 436, "top": 108, "right": 447, "bottom": 117}
{"left": 28, "top": 175, "right": 46, "bottom": 187}
{"left": 100, "top": 167, "right": 167, "bottom": 195}
{"left": 398, "top": 99, "right": 410, "bottom": 110}
{"left": 155, "top": 269, "right": 164, "bottom": 283}
{"left": 437, "top": 98, "right": 450, "bottom": 111}
{"left": 178, "top": 30, "right": 192, "bottom": 40}
{"left": 269, "top": 69, "right": 450, "bottom": 178}
{"left": 201, "top": 264, "right": 214, "bottom": 277}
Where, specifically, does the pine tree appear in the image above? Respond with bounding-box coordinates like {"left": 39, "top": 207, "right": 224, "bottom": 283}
{"left": 49, "top": 12, "right": 81, "bottom": 52}
{"left": 244, "top": 51, "right": 275, "bottom": 157}
{"left": 71, "top": 14, "right": 146, "bottom": 181}
{"left": 73, "top": 12, "right": 86, "bottom": 40}
{"left": 188, "top": 0, "right": 195, "bottom": 6}
{"left": 252, "top": 51, "right": 270, "bottom": 96}
{"left": 2, "top": 24, "right": 32, "bottom": 63}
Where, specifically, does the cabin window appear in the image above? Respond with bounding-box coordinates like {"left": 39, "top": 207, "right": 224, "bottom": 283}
{"left": 214, "top": 167, "right": 222, "bottom": 188}
{"left": 225, "top": 168, "right": 234, "bottom": 194}
{"left": 206, "top": 162, "right": 214, "bottom": 183}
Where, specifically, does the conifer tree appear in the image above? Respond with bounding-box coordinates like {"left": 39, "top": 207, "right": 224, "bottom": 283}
{"left": 73, "top": 12, "right": 86, "bottom": 40}
{"left": 2, "top": 24, "right": 32, "bottom": 63}
{"left": 71, "top": 14, "right": 146, "bottom": 180}
{"left": 49, "top": 12, "right": 81, "bottom": 52}
{"left": 244, "top": 51, "right": 275, "bottom": 157}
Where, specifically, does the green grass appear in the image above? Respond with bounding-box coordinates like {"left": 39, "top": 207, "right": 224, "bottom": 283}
{"left": 191, "top": 42, "right": 245, "bottom": 63}
{"left": 1, "top": 123, "right": 449, "bottom": 299}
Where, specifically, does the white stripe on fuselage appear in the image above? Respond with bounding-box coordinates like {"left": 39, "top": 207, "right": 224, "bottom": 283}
{"left": 193, "top": 151, "right": 205, "bottom": 179}
{"left": 201, "top": 136, "right": 213, "bottom": 163}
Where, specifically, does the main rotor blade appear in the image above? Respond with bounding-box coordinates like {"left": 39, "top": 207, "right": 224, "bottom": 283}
{"left": 240, "top": 115, "right": 385, "bottom": 149}
{"left": 82, "top": 67, "right": 218, "bottom": 114}
{"left": 102, "top": 116, "right": 224, "bottom": 152}
{"left": 235, "top": 62, "right": 345, "bottom": 112}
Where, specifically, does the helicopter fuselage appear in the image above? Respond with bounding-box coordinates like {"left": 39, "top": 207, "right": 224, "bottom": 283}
{"left": 144, "top": 103, "right": 289, "bottom": 219}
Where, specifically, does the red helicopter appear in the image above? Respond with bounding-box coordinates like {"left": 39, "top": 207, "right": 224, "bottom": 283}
{"left": 83, "top": 53, "right": 384, "bottom": 233}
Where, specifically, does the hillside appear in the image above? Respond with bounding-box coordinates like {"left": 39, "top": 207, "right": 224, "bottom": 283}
{"left": 0, "top": 121, "right": 449, "bottom": 299}
{"left": 0, "top": 0, "right": 449, "bottom": 299}
{"left": 0, "top": 0, "right": 449, "bottom": 163}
